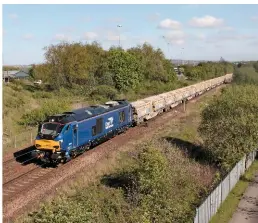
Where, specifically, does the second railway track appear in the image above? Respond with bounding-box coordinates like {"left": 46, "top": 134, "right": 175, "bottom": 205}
{"left": 3, "top": 166, "right": 53, "bottom": 202}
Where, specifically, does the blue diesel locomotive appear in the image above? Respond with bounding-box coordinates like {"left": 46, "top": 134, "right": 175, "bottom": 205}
{"left": 32, "top": 100, "right": 132, "bottom": 164}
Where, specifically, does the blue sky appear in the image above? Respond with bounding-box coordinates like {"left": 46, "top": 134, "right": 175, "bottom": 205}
{"left": 3, "top": 4, "right": 258, "bottom": 65}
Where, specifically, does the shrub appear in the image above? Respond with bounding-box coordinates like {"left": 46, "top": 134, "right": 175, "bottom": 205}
{"left": 19, "top": 99, "right": 70, "bottom": 126}
{"left": 198, "top": 85, "right": 258, "bottom": 171}
{"left": 90, "top": 85, "right": 118, "bottom": 100}
{"left": 32, "top": 91, "right": 52, "bottom": 99}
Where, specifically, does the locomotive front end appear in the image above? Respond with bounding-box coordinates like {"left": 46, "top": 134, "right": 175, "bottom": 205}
{"left": 32, "top": 118, "right": 66, "bottom": 164}
{"left": 33, "top": 139, "right": 63, "bottom": 163}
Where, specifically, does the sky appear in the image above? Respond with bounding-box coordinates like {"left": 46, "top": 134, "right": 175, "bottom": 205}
{"left": 2, "top": 4, "right": 258, "bottom": 65}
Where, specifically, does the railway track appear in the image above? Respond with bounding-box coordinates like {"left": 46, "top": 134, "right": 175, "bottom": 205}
{"left": 3, "top": 165, "right": 53, "bottom": 202}
{"left": 2, "top": 85, "right": 227, "bottom": 222}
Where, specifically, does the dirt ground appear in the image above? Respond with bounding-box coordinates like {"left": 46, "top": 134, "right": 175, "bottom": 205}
{"left": 229, "top": 172, "right": 258, "bottom": 223}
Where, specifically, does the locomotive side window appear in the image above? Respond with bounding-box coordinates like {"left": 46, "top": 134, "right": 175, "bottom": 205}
{"left": 96, "top": 118, "right": 103, "bottom": 134}
{"left": 73, "top": 125, "right": 77, "bottom": 133}
{"left": 64, "top": 125, "right": 70, "bottom": 133}
{"left": 119, "top": 111, "right": 125, "bottom": 123}
{"left": 92, "top": 126, "right": 96, "bottom": 136}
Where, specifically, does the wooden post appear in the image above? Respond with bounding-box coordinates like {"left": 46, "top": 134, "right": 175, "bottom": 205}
{"left": 14, "top": 136, "right": 17, "bottom": 149}
{"left": 30, "top": 132, "right": 33, "bottom": 144}
{"left": 183, "top": 99, "right": 186, "bottom": 112}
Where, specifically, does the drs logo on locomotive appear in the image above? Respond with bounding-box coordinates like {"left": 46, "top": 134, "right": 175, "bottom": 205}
{"left": 105, "top": 117, "right": 114, "bottom": 129}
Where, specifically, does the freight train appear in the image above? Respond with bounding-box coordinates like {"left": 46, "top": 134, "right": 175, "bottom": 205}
{"left": 32, "top": 73, "right": 233, "bottom": 164}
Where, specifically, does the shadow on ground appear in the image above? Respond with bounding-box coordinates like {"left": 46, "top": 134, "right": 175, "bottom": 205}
{"left": 13, "top": 145, "right": 43, "bottom": 166}
{"left": 162, "top": 137, "right": 212, "bottom": 164}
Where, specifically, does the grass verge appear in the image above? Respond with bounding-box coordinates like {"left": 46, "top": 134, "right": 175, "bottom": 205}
{"left": 209, "top": 160, "right": 258, "bottom": 223}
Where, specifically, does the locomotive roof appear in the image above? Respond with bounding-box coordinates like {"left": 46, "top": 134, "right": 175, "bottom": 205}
{"left": 44, "top": 99, "right": 129, "bottom": 124}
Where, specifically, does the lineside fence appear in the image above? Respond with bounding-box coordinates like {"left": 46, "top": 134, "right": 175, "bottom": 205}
{"left": 3, "top": 130, "right": 37, "bottom": 153}
{"left": 194, "top": 150, "right": 257, "bottom": 223}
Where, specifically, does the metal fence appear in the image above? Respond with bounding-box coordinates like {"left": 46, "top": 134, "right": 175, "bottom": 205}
{"left": 194, "top": 150, "right": 257, "bottom": 223}
{"left": 3, "top": 130, "right": 37, "bottom": 153}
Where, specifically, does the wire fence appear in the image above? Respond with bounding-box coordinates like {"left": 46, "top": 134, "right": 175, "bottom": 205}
{"left": 3, "top": 130, "right": 38, "bottom": 153}
{"left": 194, "top": 150, "right": 257, "bottom": 223}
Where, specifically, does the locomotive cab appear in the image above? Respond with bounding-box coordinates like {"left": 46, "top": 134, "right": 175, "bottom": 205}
{"left": 33, "top": 114, "right": 77, "bottom": 164}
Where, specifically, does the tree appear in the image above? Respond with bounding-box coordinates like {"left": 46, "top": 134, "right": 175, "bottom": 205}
{"left": 106, "top": 48, "right": 143, "bottom": 91}
{"left": 128, "top": 43, "right": 176, "bottom": 83}
{"left": 198, "top": 85, "right": 258, "bottom": 171}
{"left": 253, "top": 61, "right": 258, "bottom": 72}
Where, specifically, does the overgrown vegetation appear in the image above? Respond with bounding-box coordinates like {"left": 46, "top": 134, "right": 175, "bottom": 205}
{"left": 182, "top": 61, "right": 233, "bottom": 81}
{"left": 199, "top": 62, "right": 258, "bottom": 171}
{"left": 23, "top": 140, "right": 209, "bottom": 223}
{"left": 19, "top": 86, "right": 220, "bottom": 223}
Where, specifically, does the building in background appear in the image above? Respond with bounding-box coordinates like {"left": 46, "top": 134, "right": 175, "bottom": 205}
{"left": 2, "top": 70, "right": 30, "bottom": 83}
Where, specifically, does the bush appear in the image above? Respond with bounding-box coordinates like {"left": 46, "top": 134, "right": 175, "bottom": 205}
{"left": 90, "top": 85, "right": 118, "bottom": 100}
{"left": 198, "top": 85, "right": 258, "bottom": 171}
{"left": 19, "top": 99, "right": 71, "bottom": 126}
{"left": 24, "top": 140, "right": 207, "bottom": 223}
{"left": 233, "top": 66, "right": 258, "bottom": 85}
{"left": 32, "top": 91, "right": 52, "bottom": 99}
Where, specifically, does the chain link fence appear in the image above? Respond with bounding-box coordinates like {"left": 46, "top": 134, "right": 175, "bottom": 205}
{"left": 194, "top": 150, "right": 257, "bottom": 223}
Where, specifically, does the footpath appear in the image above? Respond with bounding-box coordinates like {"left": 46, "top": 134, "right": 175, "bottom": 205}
{"left": 229, "top": 171, "right": 258, "bottom": 223}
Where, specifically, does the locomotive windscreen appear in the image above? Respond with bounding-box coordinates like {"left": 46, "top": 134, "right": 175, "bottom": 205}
{"left": 40, "top": 123, "right": 64, "bottom": 136}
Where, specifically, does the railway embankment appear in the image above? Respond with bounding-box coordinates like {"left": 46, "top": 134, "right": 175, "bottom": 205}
{"left": 8, "top": 85, "right": 225, "bottom": 223}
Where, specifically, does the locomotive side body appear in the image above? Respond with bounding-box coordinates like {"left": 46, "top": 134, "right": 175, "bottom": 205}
{"left": 33, "top": 100, "right": 133, "bottom": 163}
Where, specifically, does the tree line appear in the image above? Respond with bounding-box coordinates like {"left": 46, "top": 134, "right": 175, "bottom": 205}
{"left": 29, "top": 41, "right": 234, "bottom": 96}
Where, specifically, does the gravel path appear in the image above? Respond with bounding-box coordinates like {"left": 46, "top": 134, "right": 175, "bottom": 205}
{"left": 229, "top": 172, "right": 258, "bottom": 223}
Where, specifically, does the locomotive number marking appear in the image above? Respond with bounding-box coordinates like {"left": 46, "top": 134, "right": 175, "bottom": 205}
{"left": 105, "top": 117, "right": 114, "bottom": 129}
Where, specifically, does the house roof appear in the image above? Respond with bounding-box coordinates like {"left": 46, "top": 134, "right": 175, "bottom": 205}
{"left": 15, "top": 71, "right": 30, "bottom": 78}
{"left": 3, "top": 70, "right": 29, "bottom": 78}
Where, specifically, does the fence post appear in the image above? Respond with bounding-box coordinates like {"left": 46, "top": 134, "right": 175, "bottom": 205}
{"left": 30, "top": 132, "right": 33, "bottom": 144}
{"left": 183, "top": 99, "right": 186, "bottom": 112}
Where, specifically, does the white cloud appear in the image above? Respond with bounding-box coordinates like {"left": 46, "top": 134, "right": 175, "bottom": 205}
{"left": 220, "top": 26, "right": 234, "bottom": 31}
{"left": 158, "top": 19, "right": 181, "bottom": 29}
{"left": 251, "top": 16, "right": 258, "bottom": 21}
{"left": 82, "top": 32, "right": 98, "bottom": 40}
{"left": 9, "top": 13, "right": 18, "bottom": 19}
{"left": 53, "top": 34, "right": 71, "bottom": 41}
{"left": 163, "top": 30, "right": 186, "bottom": 45}
{"left": 147, "top": 12, "right": 161, "bottom": 22}
{"left": 22, "top": 33, "right": 34, "bottom": 40}
{"left": 195, "top": 33, "right": 206, "bottom": 40}
{"left": 189, "top": 15, "right": 224, "bottom": 28}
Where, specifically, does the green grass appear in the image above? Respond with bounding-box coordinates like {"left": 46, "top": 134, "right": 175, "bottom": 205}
{"left": 16, "top": 85, "right": 225, "bottom": 223}
{"left": 209, "top": 160, "right": 258, "bottom": 223}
